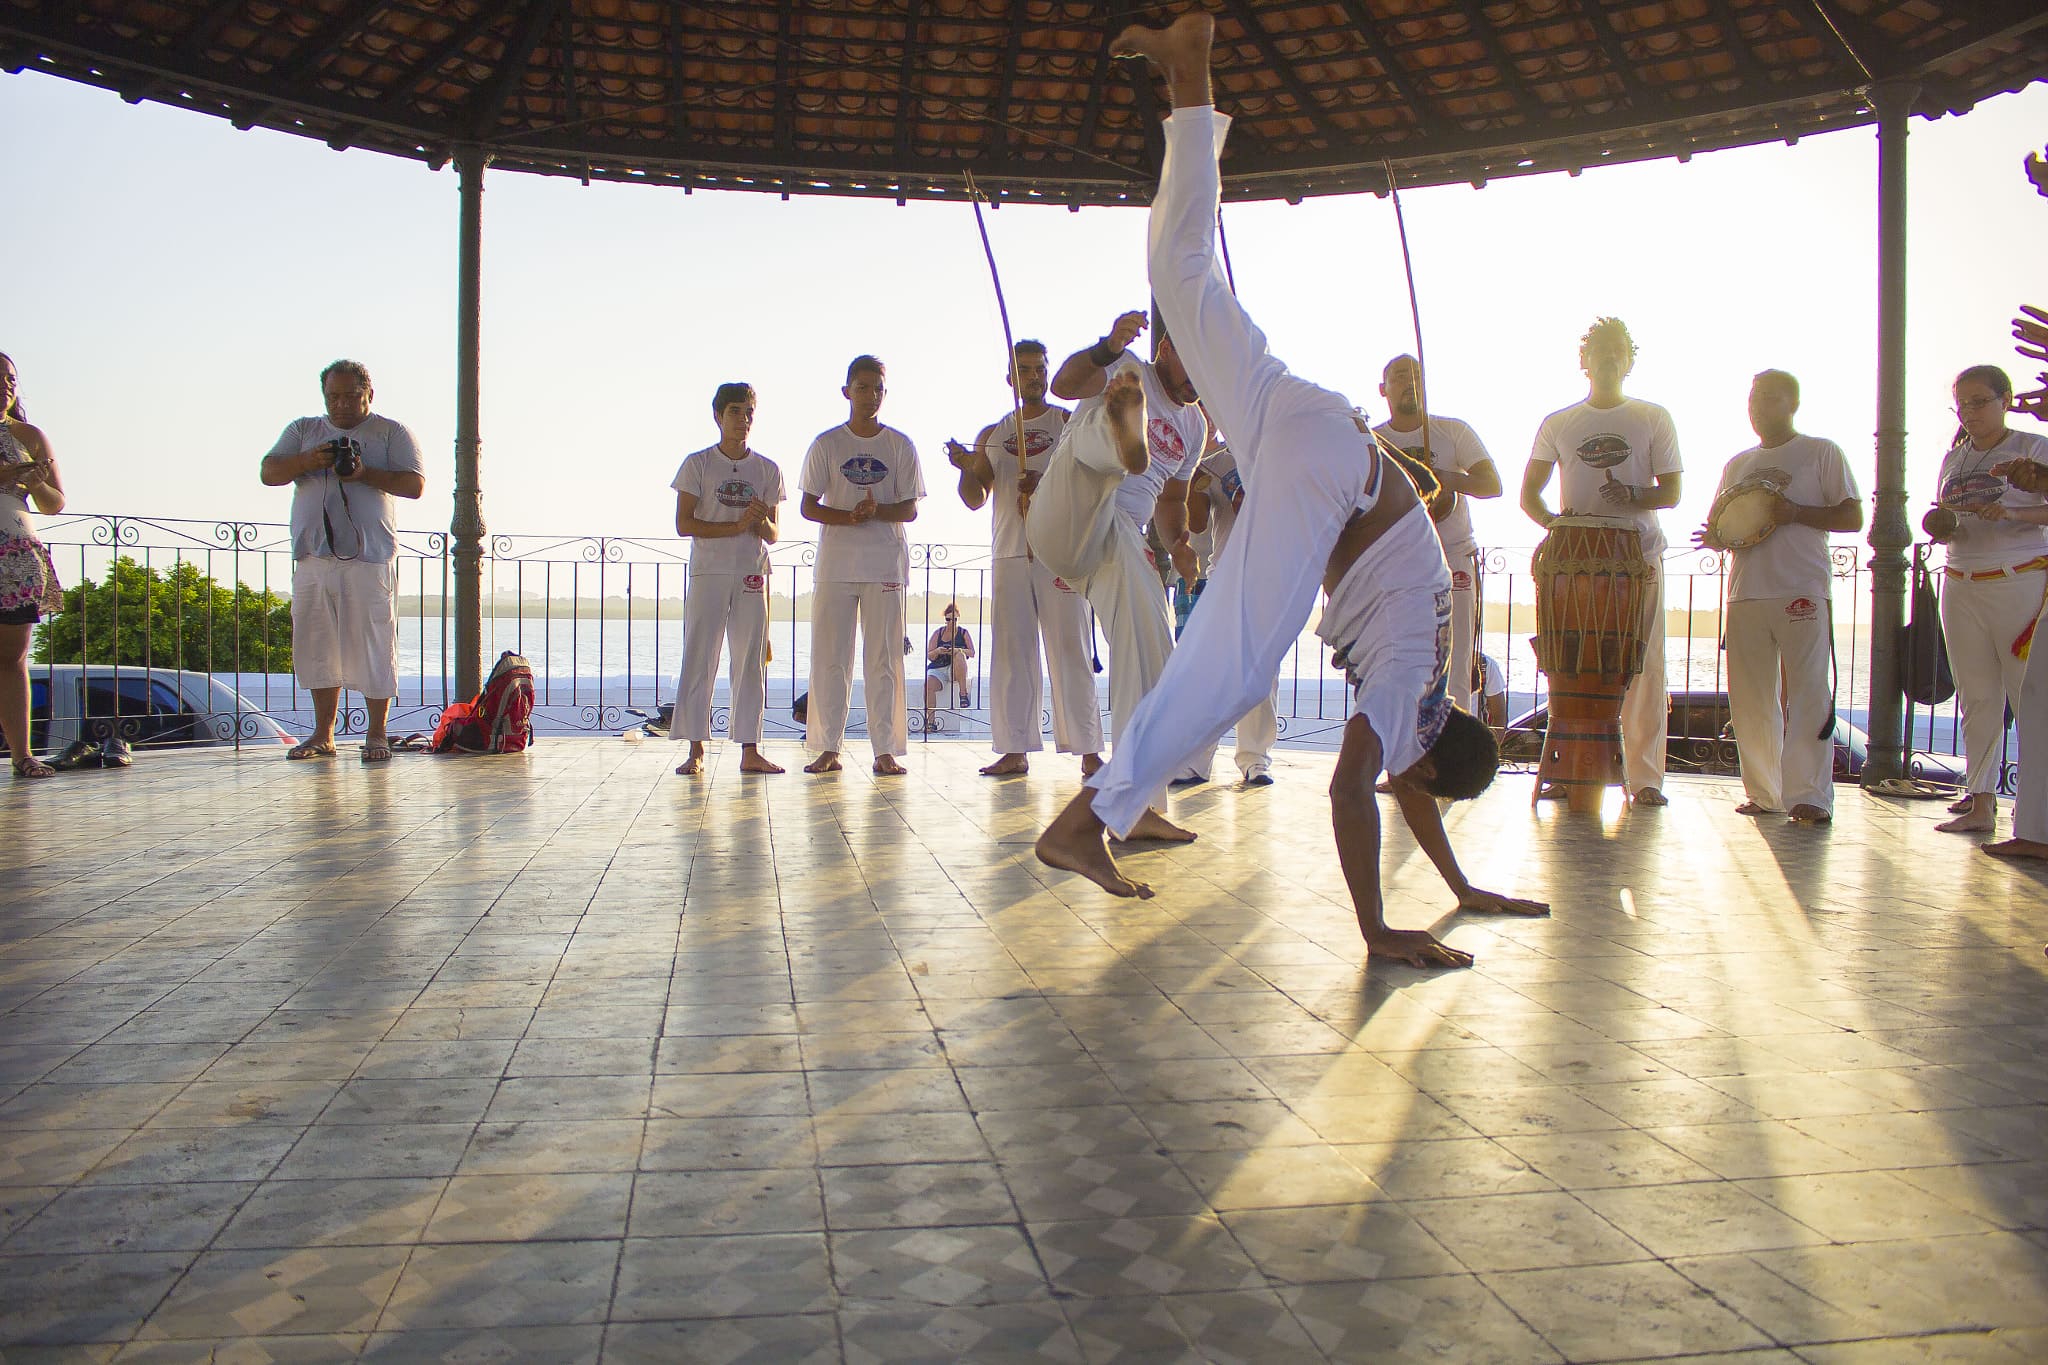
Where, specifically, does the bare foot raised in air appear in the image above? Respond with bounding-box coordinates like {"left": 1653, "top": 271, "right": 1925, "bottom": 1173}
{"left": 805, "top": 752, "right": 843, "bottom": 774}
{"left": 1110, "top": 13, "right": 1217, "bottom": 108}
{"left": 740, "top": 746, "right": 783, "bottom": 775}
{"left": 1114, "top": 808, "right": 1197, "bottom": 844}
{"left": 1036, "top": 790, "right": 1154, "bottom": 898}
{"left": 1103, "top": 369, "right": 1149, "bottom": 475}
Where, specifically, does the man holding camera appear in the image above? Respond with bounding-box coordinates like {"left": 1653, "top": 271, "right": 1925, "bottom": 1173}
{"left": 260, "top": 359, "right": 426, "bottom": 763}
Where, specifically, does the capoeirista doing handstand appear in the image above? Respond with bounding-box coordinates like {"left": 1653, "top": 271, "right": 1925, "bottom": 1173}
{"left": 1034, "top": 11, "right": 1549, "bottom": 968}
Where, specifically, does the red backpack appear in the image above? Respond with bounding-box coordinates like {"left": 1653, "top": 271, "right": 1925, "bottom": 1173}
{"left": 431, "top": 651, "right": 535, "bottom": 754}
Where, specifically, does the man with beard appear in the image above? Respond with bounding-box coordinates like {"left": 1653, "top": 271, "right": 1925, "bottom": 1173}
{"left": 1375, "top": 355, "right": 1502, "bottom": 717}
{"left": 1520, "top": 318, "right": 1684, "bottom": 806}
{"left": 945, "top": 340, "right": 1103, "bottom": 777}
{"left": 1025, "top": 309, "right": 1208, "bottom": 831}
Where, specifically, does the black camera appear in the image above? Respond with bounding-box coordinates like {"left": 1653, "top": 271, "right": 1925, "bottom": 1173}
{"left": 326, "top": 436, "right": 362, "bottom": 478}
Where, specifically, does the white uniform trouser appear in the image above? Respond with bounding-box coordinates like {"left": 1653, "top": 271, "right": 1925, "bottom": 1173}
{"left": 673, "top": 571, "right": 768, "bottom": 745}
{"left": 1026, "top": 410, "right": 1176, "bottom": 810}
{"left": 1621, "top": 562, "right": 1668, "bottom": 795}
{"left": 1726, "top": 595, "right": 1834, "bottom": 813}
{"left": 1939, "top": 568, "right": 2044, "bottom": 794}
{"left": 2016, "top": 646, "right": 2047, "bottom": 843}
{"left": 1448, "top": 551, "right": 1478, "bottom": 715}
{"left": 1186, "top": 685, "right": 1279, "bottom": 781}
{"left": 1084, "top": 107, "right": 1371, "bottom": 838}
{"left": 988, "top": 553, "right": 1103, "bottom": 756}
{"left": 806, "top": 580, "right": 907, "bottom": 758}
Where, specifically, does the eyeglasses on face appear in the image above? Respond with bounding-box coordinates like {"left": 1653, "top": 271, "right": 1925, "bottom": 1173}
{"left": 1955, "top": 395, "right": 2006, "bottom": 414}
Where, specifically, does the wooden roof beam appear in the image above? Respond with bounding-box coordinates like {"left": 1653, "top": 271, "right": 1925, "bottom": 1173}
{"left": 773, "top": 1, "right": 795, "bottom": 155}
{"left": 1781, "top": 0, "right": 1898, "bottom": 82}
{"left": 1573, "top": 0, "right": 1654, "bottom": 104}
{"left": 373, "top": 0, "right": 524, "bottom": 116}
{"left": 463, "top": 0, "right": 558, "bottom": 141}
{"left": 892, "top": 0, "right": 926, "bottom": 173}
{"left": 1433, "top": 0, "right": 1545, "bottom": 121}
{"left": 1695, "top": 0, "right": 1770, "bottom": 87}
{"left": 1328, "top": 0, "right": 1437, "bottom": 139}
{"left": 1215, "top": 0, "right": 1336, "bottom": 141}
{"left": 984, "top": 5, "right": 1030, "bottom": 160}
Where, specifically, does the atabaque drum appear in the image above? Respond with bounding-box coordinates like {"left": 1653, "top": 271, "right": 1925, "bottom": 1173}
{"left": 1707, "top": 476, "right": 1784, "bottom": 550}
{"left": 1530, "top": 516, "right": 1652, "bottom": 811}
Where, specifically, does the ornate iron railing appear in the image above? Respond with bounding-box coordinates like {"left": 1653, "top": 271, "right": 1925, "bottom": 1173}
{"left": 13, "top": 513, "right": 2005, "bottom": 792}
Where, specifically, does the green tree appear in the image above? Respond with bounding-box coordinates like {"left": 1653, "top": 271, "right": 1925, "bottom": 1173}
{"left": 34, "top": 557, "right": 294, "bottom": 672}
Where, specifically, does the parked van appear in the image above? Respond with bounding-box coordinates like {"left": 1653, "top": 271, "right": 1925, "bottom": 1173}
{"left": 0, "top": 665, "right": 296, "bottom": 758}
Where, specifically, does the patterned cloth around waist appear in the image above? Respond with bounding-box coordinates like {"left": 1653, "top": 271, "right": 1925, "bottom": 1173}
{"left": 0, "top": 534, "right": 62, "bottom": 616}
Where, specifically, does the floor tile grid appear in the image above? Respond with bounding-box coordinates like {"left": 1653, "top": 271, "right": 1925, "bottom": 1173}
{"left": 0, "top": 749, "right": 2039, "bottom": 1365}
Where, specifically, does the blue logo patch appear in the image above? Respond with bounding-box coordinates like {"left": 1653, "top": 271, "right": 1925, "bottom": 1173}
{"left": 840, "top": 455, "right": 889, "bottom": 487}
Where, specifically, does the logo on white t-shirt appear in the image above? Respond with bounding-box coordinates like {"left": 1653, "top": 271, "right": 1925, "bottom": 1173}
{"left": 1147, "top": 418, "right": 1186, "bottom": 462}
{"left": 715, "top": 478, "right": 757, "bottom": 508}
{"left": 1940, "top": 471, "right": 2004, "bottom": 510}
{"left": 1575, "top": 434, "right": 1632, "bottom": 469}
{"left": 1003, "top": 429, "right": 1056, "bottom": 461}
{"left": 840, "top": 455, "right": 889, "bottom": 486}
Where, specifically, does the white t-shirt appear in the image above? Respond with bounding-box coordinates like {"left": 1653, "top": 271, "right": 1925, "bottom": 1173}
{"left": 1198, "top": 442, "right": 1243, "bottom": 558}
{"left": 1373, "top": 414, "right": 1491, "bottom": 560}
{"left": 1076, "top": 356, "right": 1205, "bottom": 532}
{"left": 1937, "top": 428, "right": 2048, "bottom": 573}
{"left": 1478, "top": 652, "right": 1505, "bottom": 701}
{"left": 672, "top": 445, "right": 784, "bottom": 577}
{"left": 800, "top": 423, "right": 926, "bottom": 584}
{"left": 267, "top": 413, "right": 426, "bottom": 563}
{"left": 1715, "top": 434, "right": 1860, "bottom": 602}
{"left": 1530, "top": 397, "right": 1683, "bottom": 558}
{"left": 980, "top": 406, "right": 1069, "bottom": 560}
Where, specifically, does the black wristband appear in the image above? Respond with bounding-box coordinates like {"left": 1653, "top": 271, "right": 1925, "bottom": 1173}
{"left": 1087, "top": 337, "right": 1125, "bottom": 368}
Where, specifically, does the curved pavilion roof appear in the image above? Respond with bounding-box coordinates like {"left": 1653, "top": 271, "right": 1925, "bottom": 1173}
{"left": 4, "top": 2, "right": 2045, "bottom": 206}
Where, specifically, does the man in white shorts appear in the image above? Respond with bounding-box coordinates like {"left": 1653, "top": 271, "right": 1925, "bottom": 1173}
{"left": 944, "top": 340, "right": 1103, "bottom": 777}
{"left": 800, "top": 355, "right": 925, "bottom": 775}
{"left": 1026, "top": 309, "right": 1207, "bottom": 826}
{"left": 261, "top": 359, "right": 426, "bottom": 764}
{"left": 1520, "top": 317, "right": 1683, "bottom": 806}
{"left": 671, "top": 381, "right": 785, "bottom": 777}
{"left": 1376, "top": 354, "right": 1502, "bottom": 716}
{"left": 1695, "top": 370, "right": 1860, "bottom": 824}
{"left": 1036, "top": 15, "right": 1546, "bottom": 967}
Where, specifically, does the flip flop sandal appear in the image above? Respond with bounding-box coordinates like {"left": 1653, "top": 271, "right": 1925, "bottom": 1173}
{"left": 288, "top": 739, "right": 336, "bottom": 760}
{"left": 360, "top": 742, "right": 393, "bottom": 764}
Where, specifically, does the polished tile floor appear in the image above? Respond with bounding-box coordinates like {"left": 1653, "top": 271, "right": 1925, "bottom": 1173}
{"left": 1, "top": 738, "right": 2045, "bottom": 1363}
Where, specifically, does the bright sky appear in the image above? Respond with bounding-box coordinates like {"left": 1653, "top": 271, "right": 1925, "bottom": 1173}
{"left": 5, "top": 72, "right": 2046, "bottom": 558}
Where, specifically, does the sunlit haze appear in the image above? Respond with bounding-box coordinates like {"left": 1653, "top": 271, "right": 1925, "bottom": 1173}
{"left": 6, "top": 74, "right": 2046, "bottom": 558}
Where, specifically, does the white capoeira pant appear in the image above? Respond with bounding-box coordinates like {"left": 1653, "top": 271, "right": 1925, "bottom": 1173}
{"left": 1184, "top": 685, "right": 1279, "bottom": 782}
{"left": 1084, "top": 106, "right": 1377, "bottom": 838}
{"left": 2016, "top": 642, "right": 2047, "bottom": 843}
{"left": 1026, "top": 407, "right": 1177, "bottom": 809}
{"left": 1621, "top": 562, "right": 1668, "bottom": 796}
{"left": 292, "top": 556, "right": 399, "bottom": 698}
{"left": 1939, "top": 566, "right": 2045, "bottom": 794}
{"left": 1725, "top": 594, "right": 1834, "bottom": 813}
{"left": 1448, "top": 550, "right": 1479, "bottom": 716}
{"left": 673, "top": 571, "right": 769, "bottom": 745}
{"left": 988, "top": 554, "right": 1103, "bottom": 755}
{"left": 806, "top": 580, "right": 908, "bottom": 758}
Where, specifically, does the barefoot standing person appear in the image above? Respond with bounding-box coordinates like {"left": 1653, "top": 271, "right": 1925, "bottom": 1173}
{"left": 671, "top": 382, "right": 785, "bottom": 777}
{"left": 1024, "top": 312, "right": 1208, "bottom": 826}
{"left": 1925, "top": 365, "right": 2048, "bottom": 835}
{"left": 945, "top": 340, "right": 1103, "bottom": 777}
{"left": 800, "top": 356, "right": 925, "bottom": 776}
{"left": 0, "top": 353, "right": 64, "bottom": 779}
{"left": 1036, "top": 14, "right": 1545, "bottom": 966}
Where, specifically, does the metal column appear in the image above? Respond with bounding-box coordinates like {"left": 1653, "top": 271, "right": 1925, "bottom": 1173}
{"left": 451, "top": 145, "right": 491, "bottom": 700}
{"left": 1860, "top": 80, "right": 1918, "bottom": 787}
